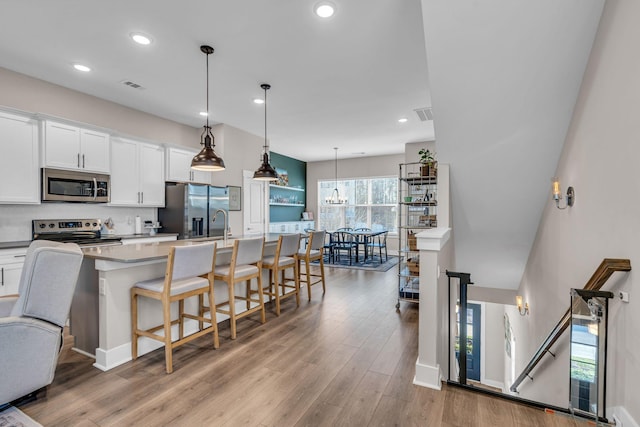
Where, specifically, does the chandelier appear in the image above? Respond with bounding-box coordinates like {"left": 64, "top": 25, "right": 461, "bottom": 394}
{"left": 325, "top": 147, "right": 347, "bottom": 204}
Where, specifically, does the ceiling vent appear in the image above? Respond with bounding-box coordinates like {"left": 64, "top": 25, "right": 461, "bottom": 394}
{"left": 120, "top": 80, "right": 145, "bottom": 90}
{"left": 414, "top": 107, "right": 433, "bottom": 121}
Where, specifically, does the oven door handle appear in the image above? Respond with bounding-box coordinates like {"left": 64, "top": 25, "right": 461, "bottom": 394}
{"left": 93, "top": 177, "right": 97, "bottom": 200}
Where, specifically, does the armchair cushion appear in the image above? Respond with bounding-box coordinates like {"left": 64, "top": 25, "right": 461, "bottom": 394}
{"left": 0, "top": 316, "right": 62, "bottom": 404}
{"left": 10, "top": 241, "right": 83, "bottom": 327}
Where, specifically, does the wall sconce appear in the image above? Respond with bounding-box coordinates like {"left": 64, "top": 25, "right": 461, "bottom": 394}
{"left": 516, "top": 295, "right": 529, "bottom": 316}
{"left": 551, "top": 177, "right": 574, "bottom": 209}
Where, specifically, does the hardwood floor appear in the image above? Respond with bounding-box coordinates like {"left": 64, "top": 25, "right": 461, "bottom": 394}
{"left": 20, "top": 266, "right": 591, "bottom": 426}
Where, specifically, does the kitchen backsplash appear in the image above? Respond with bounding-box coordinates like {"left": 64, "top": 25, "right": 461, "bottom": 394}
{"left": 0, "top": 204, "right": 157, "bottom": 242}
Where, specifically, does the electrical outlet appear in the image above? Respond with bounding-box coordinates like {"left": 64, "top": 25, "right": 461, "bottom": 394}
{"left": 99, "top": 278, "right": 106, "bottom": 296}
{"left": 612, "top": 413, "right": 622, "bottom": 426}
{"left": 619, "top": 291, "right": 629, "bottom": 303}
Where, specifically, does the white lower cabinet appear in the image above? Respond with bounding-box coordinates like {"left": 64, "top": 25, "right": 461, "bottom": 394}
{"left": 110, "top": 138, "right": 165, "bottom": 207}
{"left": 0, "top": 111, "right": 39, "bottom": 204}
{"left": 269, "top": 221, "right": 315, "bottom": 233}
{"left": 0, "top": 248, "right": 27, "bottom": 296}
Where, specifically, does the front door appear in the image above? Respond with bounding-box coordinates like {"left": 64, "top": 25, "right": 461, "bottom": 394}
{"left": 456, "top": 302, "right": 481, "bottom": 382}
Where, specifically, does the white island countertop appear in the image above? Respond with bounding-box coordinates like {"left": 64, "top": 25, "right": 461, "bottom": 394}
{"left": 81, "top": 233, "right": 287, "bottom": 263}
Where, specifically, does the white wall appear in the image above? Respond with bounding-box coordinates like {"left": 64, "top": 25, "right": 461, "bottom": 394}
{"left": 0, "top": 67, "right": 201, "bottom": 148}
{"left": 513, "top": 0, "right": 639, "bottom": 422}
{"left": 421, "top": 0, "right": 604, "bottom": 290}
{"left": 479, "top": 302, "right": 506, "bottom": 391}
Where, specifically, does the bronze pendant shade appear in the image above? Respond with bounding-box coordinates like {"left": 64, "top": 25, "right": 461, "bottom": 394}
{"left": 192, "top": 45, "right": 225, "bottom": 171}
{"left": 253, "top": 83, "right": 278, "bottom": 181}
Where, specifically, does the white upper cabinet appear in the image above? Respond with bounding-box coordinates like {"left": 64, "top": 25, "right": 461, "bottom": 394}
{"left": 110, "top": 138, "right": 165, "bottom": 207}
{"left": 166, "top": 147, "right": 211, "bottom": 184}
{"left": 0, "top": 111, "right": 39, "bottom": 204}
{"left": 138, "top": 142, "right": 165, "bottom": 206}
{"left": 43, "top": 120, "right": 110, "bottom": 173}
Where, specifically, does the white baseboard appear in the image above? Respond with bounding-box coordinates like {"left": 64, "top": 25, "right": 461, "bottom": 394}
{"left": 93, "top": 320, "right": 201, "bottom": 371}
{"left": 609, "top": 406, "right": 639, "bottom": 427}
{"left": 413, "top": 357, "right": 442, "bottom": 390}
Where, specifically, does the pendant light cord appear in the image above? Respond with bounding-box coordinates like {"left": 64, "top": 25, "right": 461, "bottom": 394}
{"left": 334, "top": 147, "right": 338, "bottom": 188}
{"left": 264, "top": 85, "right": 268, "bottom": 152}
{"left": 206, "top": 51, "right": 210, "bottom": 129}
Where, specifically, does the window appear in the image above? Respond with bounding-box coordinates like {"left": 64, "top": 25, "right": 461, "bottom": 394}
{"left": 318, "top": 176, "right": 397, "bottom": 232}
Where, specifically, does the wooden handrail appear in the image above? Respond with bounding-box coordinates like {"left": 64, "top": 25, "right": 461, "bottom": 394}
{"left": 510, "top": 258, "right": 631, "bottom": 392}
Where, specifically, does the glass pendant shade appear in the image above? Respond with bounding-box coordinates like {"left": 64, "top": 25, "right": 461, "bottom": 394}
{"left": 253, "top": 83, "right": 278, "bottom": 181}
{"left": 191, "top": 44, "right": 225, "bottom": 171}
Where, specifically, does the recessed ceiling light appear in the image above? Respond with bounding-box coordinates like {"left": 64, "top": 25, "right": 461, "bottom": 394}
{"left": 253, "top": 98, "right": 265, "bottom": 104}
{"left": 73, "top": 64, "right": 91, "bottom": 72}
{"left": 199, "top": 112, "right": 208, "bottom": 117}
{"left": 130, "top": 32, "right": 152, "bottom": 45}
{"left": 398, "top": 118, "right": 408, "bottom": 123}
{"left": 315, "top": 2, "right": 336, "bottom": 18}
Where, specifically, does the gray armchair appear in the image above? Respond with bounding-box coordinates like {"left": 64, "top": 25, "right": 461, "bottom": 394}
{"left": 0, "top": 240, "right": 83, "bottom": 405}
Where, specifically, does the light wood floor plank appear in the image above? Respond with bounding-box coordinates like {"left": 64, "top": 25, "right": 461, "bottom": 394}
{"left": 17, "top": 265, "right": 595, "bottom": 427}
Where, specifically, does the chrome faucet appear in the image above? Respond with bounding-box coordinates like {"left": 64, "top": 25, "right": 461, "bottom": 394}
{"left": 212, "top": 209, "right": 228, "bottom": 245}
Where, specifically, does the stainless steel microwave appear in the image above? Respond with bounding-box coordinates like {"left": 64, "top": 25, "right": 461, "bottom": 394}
{"left": 42, "top": 168, "right": 110, "bottom": 203}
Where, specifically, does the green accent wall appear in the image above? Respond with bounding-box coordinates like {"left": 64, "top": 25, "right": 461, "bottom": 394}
{"left": 270, "top": 152, "right": 307, "bottom": 222}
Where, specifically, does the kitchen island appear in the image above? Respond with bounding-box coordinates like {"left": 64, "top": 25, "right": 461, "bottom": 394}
{"left": 76, "top": 235, "right": 282, "bottom": 371}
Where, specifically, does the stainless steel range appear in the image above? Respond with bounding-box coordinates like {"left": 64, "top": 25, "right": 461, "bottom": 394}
{"left": 32, "top": 219, "right": 122, "bottom": 247}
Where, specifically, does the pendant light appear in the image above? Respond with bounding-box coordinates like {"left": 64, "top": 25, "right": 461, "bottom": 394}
{"left": 253, "top": 83, "right": 279, "bottom": 181}
{"left": 325, "top": 147, "right": 347, "bottom": 204}
{"left": 191, "top": 45, "right": 225, "bottom": 171}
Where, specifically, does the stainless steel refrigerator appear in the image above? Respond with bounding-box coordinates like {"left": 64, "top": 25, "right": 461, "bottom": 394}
{"left": 159, "top": 182, "right": 229, "bottom": 239}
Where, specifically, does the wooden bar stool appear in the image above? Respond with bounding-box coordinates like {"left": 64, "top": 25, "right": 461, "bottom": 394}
{"left": 210, "top": 237, "right": 266, "bottom": 340}
{"left": 260, "top": 233, "right": 300, "bottom": 315}
{"left": 297, "top": 230, "right": 327, "bottom": 301}
{"left": 130, "top": 242, "right": 219, "bottom": 374}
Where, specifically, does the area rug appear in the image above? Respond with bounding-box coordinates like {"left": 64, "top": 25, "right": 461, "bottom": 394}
{"left": 315, "top": 256, "right": 398, "bottom": 272}
{"left": 0, "top": 406, "right": 42, "bottom": 427}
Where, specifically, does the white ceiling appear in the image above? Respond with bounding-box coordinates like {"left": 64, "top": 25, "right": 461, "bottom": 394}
{"left": 0, "top": 0, "right": 434, "bottom": 162}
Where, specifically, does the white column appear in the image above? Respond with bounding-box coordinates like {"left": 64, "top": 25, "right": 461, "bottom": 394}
{"left": 413, "top": 227, "right": 451, "bottom": 390}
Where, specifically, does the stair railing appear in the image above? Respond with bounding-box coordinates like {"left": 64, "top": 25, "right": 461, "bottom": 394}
{"left": 510, "top": 258, "right": 631, "bottom": 392}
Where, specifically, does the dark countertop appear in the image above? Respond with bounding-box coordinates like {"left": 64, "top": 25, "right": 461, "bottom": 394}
{"left": 0, "top": 233, "right": 179, "bottom": 251}
{"left": 109, "top": 233, "right": 179, "bottom": 240}
{"left": 0, "top": 241, "right": 32, "bottom": 250}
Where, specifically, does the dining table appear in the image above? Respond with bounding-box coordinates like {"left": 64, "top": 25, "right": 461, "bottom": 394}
{"left": 329, "top": 229, "right": 387, "bottom": 264}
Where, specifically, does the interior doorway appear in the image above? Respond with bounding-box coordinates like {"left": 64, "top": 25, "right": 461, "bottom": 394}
{"left": 242, "top": 170, "right": 267, "bottom": 234}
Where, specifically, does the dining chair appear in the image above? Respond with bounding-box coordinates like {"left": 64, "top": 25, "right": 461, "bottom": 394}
{"left": 323, "top": 231, "right": 335, "bottom": 263}
{"left": 332, "top": 231, "right": 358, "bottom": 265}
{"left": 131, "top": 242, "right": 219, "bottom": 374}
{"left": 297, "top": 230, "right": 327, "bottom": 301}
{"left": 210, "top": 237, "right": 266, "bottom": 340}
{"left": 260, "top": 233, "right": 300, "bottom": 315}
{"left": 367, "top": 230, "right": 388, "bottom": 262}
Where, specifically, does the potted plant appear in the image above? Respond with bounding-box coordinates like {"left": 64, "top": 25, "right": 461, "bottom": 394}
{"left": 418, "top": 148, "right": 437, "bottom": 177}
